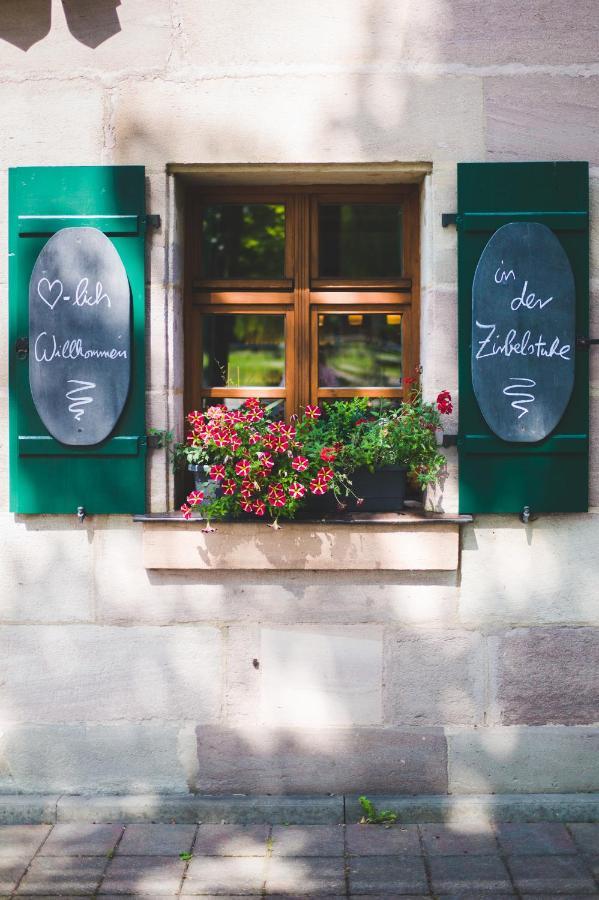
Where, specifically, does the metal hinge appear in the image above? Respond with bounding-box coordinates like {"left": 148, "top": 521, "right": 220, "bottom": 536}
{"left": 15, "top": 337, "right": 29, "bottom": 359}
{"left": 144, "top": 214, "right": 161, "bottom": 230}
{"left": 442, "top": 213, "right": 458, "bottom": 228}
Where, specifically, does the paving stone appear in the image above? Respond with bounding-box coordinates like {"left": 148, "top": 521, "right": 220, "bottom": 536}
{"left": 40, "top": 823, "right": 123, "bottom": 856}
{"left": 520, "top": 896, "right": 599, "bottom": 900}
{"left": 0, "top": 826, "right": 50, "bottom": 857}
{"left": 569, "top": 823, "right": 599, "bottom": 856}
{"left": 193, "top": 825, "right": 269, "bottom": 856}
{"left": 347, "top": 855, "right": 428, "bottom": 894}
{"left": 0, "top": 857, "right": 30, "bottom": 893}
{"left": 184, "top": 856, "right": 267, "bottom": 895}
{"left": 346, "top": 823, "right": 420, "bottom": 856}
{"left": 270, "top": 826, "right": 344, "bottom": 857}
{"left": 420, "top": 823, "right": 498, "bottom": 856}
{"left": 99, "top": 856, "right": 186, "bottom": 894}
{"left": 437, "top": 895, "right": 516, "bottom": 899}
{"left": 429, "top": 854, "right": 512, "bottom": 893}
{"left": 117, "top": 824, "right": 196, "bottom": 856}
{"left": 265, "top": 857, "right": 345, "bottom": 895}
{"left": 507, "top": 853, "right": 597, "bottom": 894}
{"left": 16, "top": 856, "right": 106, "bottom": 894}
{"left": 496, "top": 822, "right": 577, "bottom": 856}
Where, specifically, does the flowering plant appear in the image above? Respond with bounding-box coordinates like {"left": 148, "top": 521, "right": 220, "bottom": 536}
{"left": 177, "top": 399, "right": 351, "bottom": 527}
{"left": 304, "top": 383, "right": 453, "bottom": 488}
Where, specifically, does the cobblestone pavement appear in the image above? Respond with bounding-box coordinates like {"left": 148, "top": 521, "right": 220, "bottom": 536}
{"left": 0, "top": 821, "right": 598, "bottom": 896}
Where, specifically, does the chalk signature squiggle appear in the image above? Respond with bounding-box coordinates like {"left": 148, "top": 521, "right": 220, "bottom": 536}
{"left": 503, "top": 377, "right": 536, "bottom": 419}
{"left": 66, "top": 379, "right": 96, "bottom": 421}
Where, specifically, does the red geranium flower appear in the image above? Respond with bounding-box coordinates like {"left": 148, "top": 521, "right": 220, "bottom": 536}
{"left": 320, "top": 446, "right": 337, "bottom": 462}
{"left": 436, "top": 390, "right": 453, "bottom": 415}
{"left": 292, "top": 455, "right": 309, "bottom": 472}
{"left": 222, "top": 478, "right": 237, "bottom": 495}
{"left": 235, "top": 458, "right": 251, "bottom": 477}
{"left": 209, "top": 464, "right": 226, "bottom": 481}
{"left": 304, "top": 404, "right": 322, "bottom": 420}
{"left": 288, "top": 481, "right": 306, "bottom": 500}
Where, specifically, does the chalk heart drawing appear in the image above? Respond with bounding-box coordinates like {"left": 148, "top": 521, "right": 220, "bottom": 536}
{"left": 37, "top": 277, "right": 63, "bottom": 311}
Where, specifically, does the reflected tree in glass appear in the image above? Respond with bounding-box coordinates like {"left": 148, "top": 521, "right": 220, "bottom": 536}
{"left": 202, "top": 204, "right": 285, "bottom": 278}
{"left": 203, "top": 314, "right": 285, "bottom": 387}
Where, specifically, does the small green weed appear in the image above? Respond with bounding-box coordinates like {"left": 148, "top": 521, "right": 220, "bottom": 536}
{"left": 358, "top": 795, "right": 397, "bottom": 825}
{"left": 179, "top": 851, "right": 193, "bottom": 861}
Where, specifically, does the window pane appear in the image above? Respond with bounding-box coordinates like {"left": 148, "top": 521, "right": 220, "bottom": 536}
{"left": 202, "top": 314, "right": 285, "bottom": 388}
{"left": 201, "top": 397, "right": 285, "bottom": 420}
{"left": 201, "top": 203, "right": 286, "bottom": 278}
{"left": 318, "top": 313, "right": 402, "bottom": 387}
{"left": 318, "top": 204, "right": 402, "bottom": 277}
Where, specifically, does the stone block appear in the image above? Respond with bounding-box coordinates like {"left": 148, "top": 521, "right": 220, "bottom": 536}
{"left": 0, "top": 624, "right": 221, "bottom": 722}
{"left": 141, "top": 521, "right": 460, "bottom": 570}
{"left": 420, "top": 822, "right": 498, "bottom": 855}
{"left": 270, "top": 826, "right": 344, "bottom": 857}
{"left": 185, "top": 855, "right": 267, "bottom": 895}
{"left": 116, "top": 824, "right": 196, "bottom": 857}
{"left": 40, "top": 824, "right": 123, "bottom": 857}
{"left": 347, "top": 855, "right": 428, "bottom": 894}
{"left": 496, "top": 822, "right": 577, "bottom": 856}
{"left": 0, "top": 856, "right": 35, "bottom": 893}
{"left": 345, "top": 823, "right": 420, "bottom": 856}
{"left": 0, "top": 724, "right": 189, "bottom": 794}
{"left": 569, "top": 823, "right": 599, "bottom": 856}
{"left": 1, "top": 0, "right": 172, "bottom": 76}
{"left": 507, "top": 853, "right": 597, "bottom": 895}
{"left": 113, "top": 75, "right": 483, "bottom": 168}
{"left": 18, "top": 856, "right": 106, "bottom": 894}
{"left": 0, "top": 514, "right": 93, "bottom": 623}
{"left": 485, "top": 76, "right": 599, "bottom": 166}
{"left": 0, "top": 81, "right": 104, "bottom": 166}
{"left": 265, "top": 856, "right": 345, "bottom": 895}
{"left": 0, "top": 796, "right": 59, "bottom": 826}
{"left": 448, "top": 726, "right": 599, "bottom": 794}
{"left": 492, "top": 627, "right": 599, "bottom": 725}
{"left": 0, "top": 824, "right": 50, "bottom": 856}
{"left": 460, "top": 515, "right": 599, "bottom": 627}
{"left": 429, "top": 854, "right": 512, "bottom": 894}
{"left": 431, "top": 164, "right": 458, "bottom": 287}
{"left": 99, "top": 856, "right": 186, "bottom": 894}
{"left": 590, "top": 177, "right": 599, "bottom": 289}
{"left": 259, "top": 626, "right": 383, "bottom": 726}
{"left": 193, "top": 825, "right": 269, "bottom": 856}
{"left": 195, "top": 726, "right": 447, "bottom": 794}
{"left": 384, "top": 629, "right": 485, "bottom": 726}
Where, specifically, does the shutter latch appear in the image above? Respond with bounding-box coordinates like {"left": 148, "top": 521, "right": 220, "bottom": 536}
{"left": 441, "top": 213, "right": 458, "bottom": 228}
{"left": 576, "top": 336, "right": 599, "bottom": 350}
{"left": 15, "top": 337, "right": 29, "bottom": 359}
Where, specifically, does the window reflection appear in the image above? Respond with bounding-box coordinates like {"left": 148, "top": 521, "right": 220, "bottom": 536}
{"left": 201, "top": 203, "right": 286, "bottom": 278}
{"left": 202, "top": 314, "right": 285, "bottom": 388}
{"left": 318, "top": 204, "right": 402, "bottom": 278}
{"left": 318, "top": 313, "right": 402, "bottom": 387}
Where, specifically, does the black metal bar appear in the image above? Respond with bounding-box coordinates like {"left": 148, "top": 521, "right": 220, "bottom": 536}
{"left": 15, "top": 337, "right": 29, "bottom": 359}
{"left": 145, "top": 214, "right": 161, "bottom": 229}
{"left": 442, "top": 433, "right": 458, "bottom": 447}
{"left": 442, "top": 213, "right": 457, "bottom": 228}
{"left": 576, "top": 336, "right": 599, "bottom": 350}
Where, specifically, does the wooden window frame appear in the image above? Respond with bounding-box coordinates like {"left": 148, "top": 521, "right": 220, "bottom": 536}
{"left": 184, "top": 184, "right": 420, "bottom": 416}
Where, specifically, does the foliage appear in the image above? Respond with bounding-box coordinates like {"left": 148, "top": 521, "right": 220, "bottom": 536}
{"left": 175, "top": 399, "right": 352, "bottom": 528}
{"left": 358, "top": 795, "right": 398, "bottom": 825}
{"left": 305, "top": 384, "right": 453, "bottom": 487}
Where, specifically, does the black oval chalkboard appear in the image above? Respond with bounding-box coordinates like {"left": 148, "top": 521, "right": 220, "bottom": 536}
{"left": 472, "top": 222, "right": 575, "bottom": 443}
{"left": 29, "top": 227, "right": 131, "bottom": 446}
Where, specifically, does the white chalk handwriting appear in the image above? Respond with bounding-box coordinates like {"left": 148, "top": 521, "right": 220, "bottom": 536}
{"left": 503, "top": 377, "right": 536, "bottom": 419}
{"left": 65, "top": 379, "right": 96, "bottom": 421}
{"left": 475, "top": 321, "right": 571, "bottom": 361}
{"left": 34, "top": 332, "right": 127, "bottom": 363}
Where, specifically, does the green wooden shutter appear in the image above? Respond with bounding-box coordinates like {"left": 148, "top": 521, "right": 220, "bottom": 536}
{"left": 9, "top": 166, "right": 147, "bottom": 514}
{"left": 458, "top": 162, "right": 589, "bottom": 514}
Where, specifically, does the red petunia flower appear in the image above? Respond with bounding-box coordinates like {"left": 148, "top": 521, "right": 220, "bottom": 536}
{"left": 248, "top": 431, "right": 261, "bottom": 445}
{"left": 244, "top": 397, "right": 260, "bottom": 408}
{"left": 222, "top": 478, "right": 237, "bottom": 495}
{"left": 180, "top": 503, "right": 193, "bottom": 520}
{"left": 253, "top": 499, "right": 266, "bottom": 516}
{"left": 240, "top": 499, "right": 254, "bottom": 513}
{"left": 257, "top": 451, "right": 274, "bottom": 470}
{"left": 187, "top": 490, "right": 204, "bottom": 505}
{"left": 291, "top": 455, "right": 309, "bottom": 472}
{"left": 304, "top": 404, "right": 322, "bottom": 420}
{"left": 187, "top": 410, "right": 205, "bottom": 426}
{"left": 235, "top": 458, "right": 252, "bottom": 477}
{"left": 211, "top": 429, "right": 230, "bottom": 448}
{"left": 317, "top": 466, "right": 334, "bottom": 482}
{"left": 280, "top": 424, "right": 296, "bottom": 441}
{"left": 288, "top": 481, "right": 306, "bottom": 500}
{"left": 309, "top": 478, "right": 329, "bottom": 495}
{"left": 403, "top": 376, "right": 418, "bottom": 386}
{"left": 229, "top": 434, "right": 242, "bottom": 451}
{"left": 209, "top": 464, "right": 226, "bottom": 481}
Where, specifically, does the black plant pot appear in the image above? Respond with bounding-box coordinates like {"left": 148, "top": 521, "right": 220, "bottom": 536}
{"left": 306, "top": 465, "right": 408, "bottom": 516}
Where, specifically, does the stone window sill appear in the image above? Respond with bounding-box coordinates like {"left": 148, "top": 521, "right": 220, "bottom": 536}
{"left": 134, "top": 508, "right": 472, "bottom": 571}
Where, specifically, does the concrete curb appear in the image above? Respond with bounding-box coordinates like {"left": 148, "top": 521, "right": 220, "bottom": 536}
{"left": 1, "top": 793, "right": 599, "bottom": 825}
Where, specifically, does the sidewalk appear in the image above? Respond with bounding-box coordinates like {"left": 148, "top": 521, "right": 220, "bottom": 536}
{"left": 1, "top": 821, "right": 598, "bottom": 896}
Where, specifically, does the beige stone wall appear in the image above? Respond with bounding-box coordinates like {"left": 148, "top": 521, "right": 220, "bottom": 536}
{"left": 0, "top": 0, "right": 598, "bottom": 796}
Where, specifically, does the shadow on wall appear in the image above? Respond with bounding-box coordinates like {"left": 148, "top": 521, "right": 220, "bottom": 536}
{"left": 0, "top": 0, "right": 121, "bottom": 51}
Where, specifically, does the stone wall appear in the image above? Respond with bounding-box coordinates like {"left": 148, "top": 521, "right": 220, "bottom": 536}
{"left": 0, "top": 0, "right": 598, "bottom": 797}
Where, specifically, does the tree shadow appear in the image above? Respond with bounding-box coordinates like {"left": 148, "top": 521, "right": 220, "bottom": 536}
{"left": 0, "top": 0, "right": 51, "bottom": 52}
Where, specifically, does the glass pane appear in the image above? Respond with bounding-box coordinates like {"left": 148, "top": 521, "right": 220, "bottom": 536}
{"left": 202, "top": 314, "right": 285, "bottom": 388}
{"left": 318, "top": 204, "right": 402, "bottom": 277}
{"left": 201, "top": 203, "right": 285, "bottom": 278}
{"left": 318, "top": 313, "right": 402, "bottom": 387}
{"left": 201, "top": 397, "right": 285, "bottom": 420}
